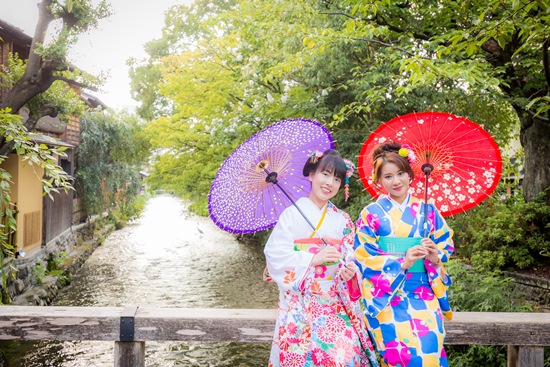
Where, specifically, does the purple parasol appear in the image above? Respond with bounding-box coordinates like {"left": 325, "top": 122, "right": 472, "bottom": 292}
{"left": 208, "top": 118, "right": 334, "bottom": 234}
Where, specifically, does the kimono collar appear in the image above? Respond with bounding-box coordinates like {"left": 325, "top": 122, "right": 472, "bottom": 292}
{"left": 302, "top": 197, "right": 331, "bottom": 213}
{"left": 386, "top": 193, "right": 411, "bottom": 211}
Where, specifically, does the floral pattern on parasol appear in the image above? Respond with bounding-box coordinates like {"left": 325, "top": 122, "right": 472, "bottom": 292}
{"left": 358, "top": 111, "right": 503, "bottom": 216}
{"left": 208, "top": 118, "right": 333, "bottom": 234}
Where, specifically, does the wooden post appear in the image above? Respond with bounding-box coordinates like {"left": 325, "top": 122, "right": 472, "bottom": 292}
{"left": 114, "top": 341, "right": 145, "bottom": 367}
{"left": 508, "top": 346, "right": 544, "bottom": 367}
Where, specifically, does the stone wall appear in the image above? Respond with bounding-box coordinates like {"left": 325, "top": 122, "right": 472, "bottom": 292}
{"left": 3, "top": 218, "right": 114, "bottom": 306}
{"left": 504, "top": 271, "right": 550, "bottom": 311}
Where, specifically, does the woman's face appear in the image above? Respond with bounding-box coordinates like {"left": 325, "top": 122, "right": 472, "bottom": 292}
{"left": 308, "top": 168, "right": 342, "bottom": 208}
{"left": 379, "top": 162, "right": 411, "bottom": 204}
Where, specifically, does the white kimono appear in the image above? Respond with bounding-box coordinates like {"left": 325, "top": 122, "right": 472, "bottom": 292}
{"left": 264, "top": 197, "right": 378, "bottom": 367}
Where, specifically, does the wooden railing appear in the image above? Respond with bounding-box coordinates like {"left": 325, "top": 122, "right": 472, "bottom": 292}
{"left": 0, "top": 306, "right": 548, "bottom": 367}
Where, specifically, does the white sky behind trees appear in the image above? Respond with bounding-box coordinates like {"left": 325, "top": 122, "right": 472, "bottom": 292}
{"left": 0, "top": 0, "right": 190, "bottom": 110}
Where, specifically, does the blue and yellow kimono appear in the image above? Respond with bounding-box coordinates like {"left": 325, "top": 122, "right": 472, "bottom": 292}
{"left": 354, "top": 194, "right": 454, "bottom": 367}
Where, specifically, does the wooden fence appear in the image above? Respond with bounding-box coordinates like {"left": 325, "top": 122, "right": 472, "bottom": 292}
{"left": 42, "top": 189, "right": 73, "bottom": 245}
{"left": 0, "top": 307, "right": 548, "bottom": 367}
{"left": 72, "top": 197, "right": 87, "bottom": 224}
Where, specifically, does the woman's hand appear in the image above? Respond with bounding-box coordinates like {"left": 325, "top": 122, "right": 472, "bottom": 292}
{"left": 402, "top": 245, "right": 428, "bottom": 270}
{"left": 421, "top": 238, "right": 440, "bottom": 264}
{"left": 339, "top": 261, "right": 357, "bottom": 281}
{"left": 312, "top": 246, "right": 341, "bottom": 266}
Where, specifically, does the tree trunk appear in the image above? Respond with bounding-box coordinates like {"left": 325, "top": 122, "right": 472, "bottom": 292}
{"left": 520, "top": 114, "right": 550, "bottom": 205}
{"left": 0, "top": 0, "right": 56, "bottom": 155}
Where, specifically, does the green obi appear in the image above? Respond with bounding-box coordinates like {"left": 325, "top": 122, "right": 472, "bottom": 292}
{"left": 378, "top": 237, "right": 426, "bottom": 273}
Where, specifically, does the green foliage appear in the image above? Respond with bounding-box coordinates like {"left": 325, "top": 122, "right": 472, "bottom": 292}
{"left": 75, "top": 110, "right": 150, "bottom": 217}
{"left": 128, "top": 0, "right": 530, "bottom": 222}
{"left": 33, "top": 262, "right": 46, "bottom": 285}
{"left": 108, "top": 192, "right": 150, "bottom": 229}
{"left": 47, "top": 251, "right": 68, "bottom": 272}
{"left": 43, "top": 0, "right": 112, "bottom": 63}
{"left": 0, "top": 53, "right": 87, "bottom": 119}
{"left": 0, "top": 0, "right": 112, "bottom": 304}
{"left": 446, "top": 261, "right": 532, "bottom": 313}
{"left": 445, "top": 261, "right": 533, "bottom": 366}
{"left": 449, "top": 191, "right": 550, "bottom": 271}
{"left": 0, "top": 109, "right": 73, "bottom": 303}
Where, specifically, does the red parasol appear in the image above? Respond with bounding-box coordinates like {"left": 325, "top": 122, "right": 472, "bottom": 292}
{"left": 358, "top": 111, "right": 503, "bottom": 217}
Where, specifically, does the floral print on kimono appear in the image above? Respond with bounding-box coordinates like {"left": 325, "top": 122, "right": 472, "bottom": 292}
{"left": 265, "top": 197, "right": 378, "bottom": 367}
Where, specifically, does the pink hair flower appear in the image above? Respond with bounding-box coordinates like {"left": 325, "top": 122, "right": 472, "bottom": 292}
{"left": 399, "top": 144, "right": 416, "bottom": 165}
{"left": 309, "top": 150, "right": 323, "bottom": 163}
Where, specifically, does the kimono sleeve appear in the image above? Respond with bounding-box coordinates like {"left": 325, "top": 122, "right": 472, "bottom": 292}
{"left": 429, "top": 203, "right": 454, "bottom": 263}
{"left": 425, "top": 204, "right": 454, "bottom": 319}
{"left": 340, "top": 211, "right": 356, "bottom": 264}
{"left": 340, "top": 212, "right": 361, "bottom": 301}
{"left": 354, "top": 204, "right": 407, "bottom": 318}
{"left": 264, "top": 208, "right": 315, "bottom": 293}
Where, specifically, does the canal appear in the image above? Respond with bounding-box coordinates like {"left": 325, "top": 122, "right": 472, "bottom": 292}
{"left": 0, "top": 195, "right": 279, "bottom": 366}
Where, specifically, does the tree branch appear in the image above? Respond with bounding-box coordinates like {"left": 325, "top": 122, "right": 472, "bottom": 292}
{"left": 543, "top": 39, "right": 550, "bottom": 121}
{"left": 526, "top": 108, "right": 550, "bottom": 123}
{"left": 51, "top": 75, "right": 96, "bottom": 91}
{"left": 319, "top": 11, "right": 431, "bottom": 42}
{"left": 319, "top": 11, "right": 368, "bottom": 22}
{"left": 26, "top": 0, "right": 54, "bottom": 78}
{"left": 353, "top": 38, "right": 415, "bottom": 56}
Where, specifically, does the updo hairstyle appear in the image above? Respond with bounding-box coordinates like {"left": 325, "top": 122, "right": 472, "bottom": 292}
{"left": 303, "top": 149, "right": 347, "bottom": 183}
{"left": 371, "top": 141, "right": 415, "bottom": 184}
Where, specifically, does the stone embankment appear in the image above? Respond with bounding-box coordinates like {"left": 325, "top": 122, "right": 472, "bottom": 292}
{"left": 3, "top": 219, "right": 549, "bottom": 311}
{"left": 5, "top": 218, "right": 113, "bottom": 306}
{"left": 504, "top": 271, "right": 550, "bottom": 312}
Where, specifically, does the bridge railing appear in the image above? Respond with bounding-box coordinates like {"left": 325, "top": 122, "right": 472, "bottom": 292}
{"left": 0, "top": 306, "right": 548, "bottom": 367}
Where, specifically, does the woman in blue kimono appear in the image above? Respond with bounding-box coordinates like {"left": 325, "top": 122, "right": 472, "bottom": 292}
{"left": 354, "top": 141, "right": 454, "bottom": 367}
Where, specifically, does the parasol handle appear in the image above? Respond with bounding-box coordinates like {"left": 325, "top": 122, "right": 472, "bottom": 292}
{"left": 266, "top": 171, "right": 347, "bottom": 265}
{"left": 265, "top": 172, "right": 330, "bottom": 246}
{"left": 421, "top": 163, "right": 434, "bottom": 238}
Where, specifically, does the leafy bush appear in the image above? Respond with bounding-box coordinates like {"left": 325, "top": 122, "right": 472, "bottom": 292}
{"left": 448, "top": 191, "right": 550, "bottom": 271}
{"left": 33, "top": 262, "right": 46, "bottom": 285}
{"left": 445, "top": 261, "right": 539, "bottom": 366}
{"left": 76, "top": 111, "right": 150, "bottom": 217}
{"left": 446, "top": 261, "right": 532, "bottom": 313}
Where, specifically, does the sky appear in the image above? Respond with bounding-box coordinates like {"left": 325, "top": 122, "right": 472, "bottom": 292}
{"left": 0, "top": 0, "right": 190, "bottom": 111}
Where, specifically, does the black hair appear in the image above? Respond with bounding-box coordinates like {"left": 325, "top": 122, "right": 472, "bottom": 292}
{"left": 302, "top": 149, "right": 347, "bottom": 182}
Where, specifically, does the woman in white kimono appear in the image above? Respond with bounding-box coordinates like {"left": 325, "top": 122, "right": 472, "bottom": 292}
{"left": 264, "top": 149, "right": 378, "bottom": 367}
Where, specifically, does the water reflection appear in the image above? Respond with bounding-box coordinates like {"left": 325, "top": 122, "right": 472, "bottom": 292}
{"left": 0, "top": 195, "right": 278, "bottom": 366}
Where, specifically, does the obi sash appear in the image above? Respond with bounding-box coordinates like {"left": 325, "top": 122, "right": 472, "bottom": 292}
{"left": 294, "top": 237, "right": 342, "bottom": 266}
{"left": 379, "top": 237, "right": 426, "bottom": 273}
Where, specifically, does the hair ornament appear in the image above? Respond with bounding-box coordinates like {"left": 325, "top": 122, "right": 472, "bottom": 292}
{"left": 342, "top": 158, "right": 356, "bottom": 202}
{"left": 399, "top": 144, "right": 416, "bottom": 165}
{"left": 310, "top": 150, "right": 323, "bottom": 163}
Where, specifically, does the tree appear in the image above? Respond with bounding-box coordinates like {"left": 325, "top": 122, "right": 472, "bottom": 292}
{"left": 0, "top": 0, "right": 110, "bottom": 271}
{"left": 0, "top": 0, "right": 110, "bottom": 156}
{"left": 130, "top": 0, "right": 522, "bottom": 217}
{"left": 76, "top": 110, "right": 150, "bottom": 218}
{"left": 305, "top": 0, "right": 549, "bottom": 203}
